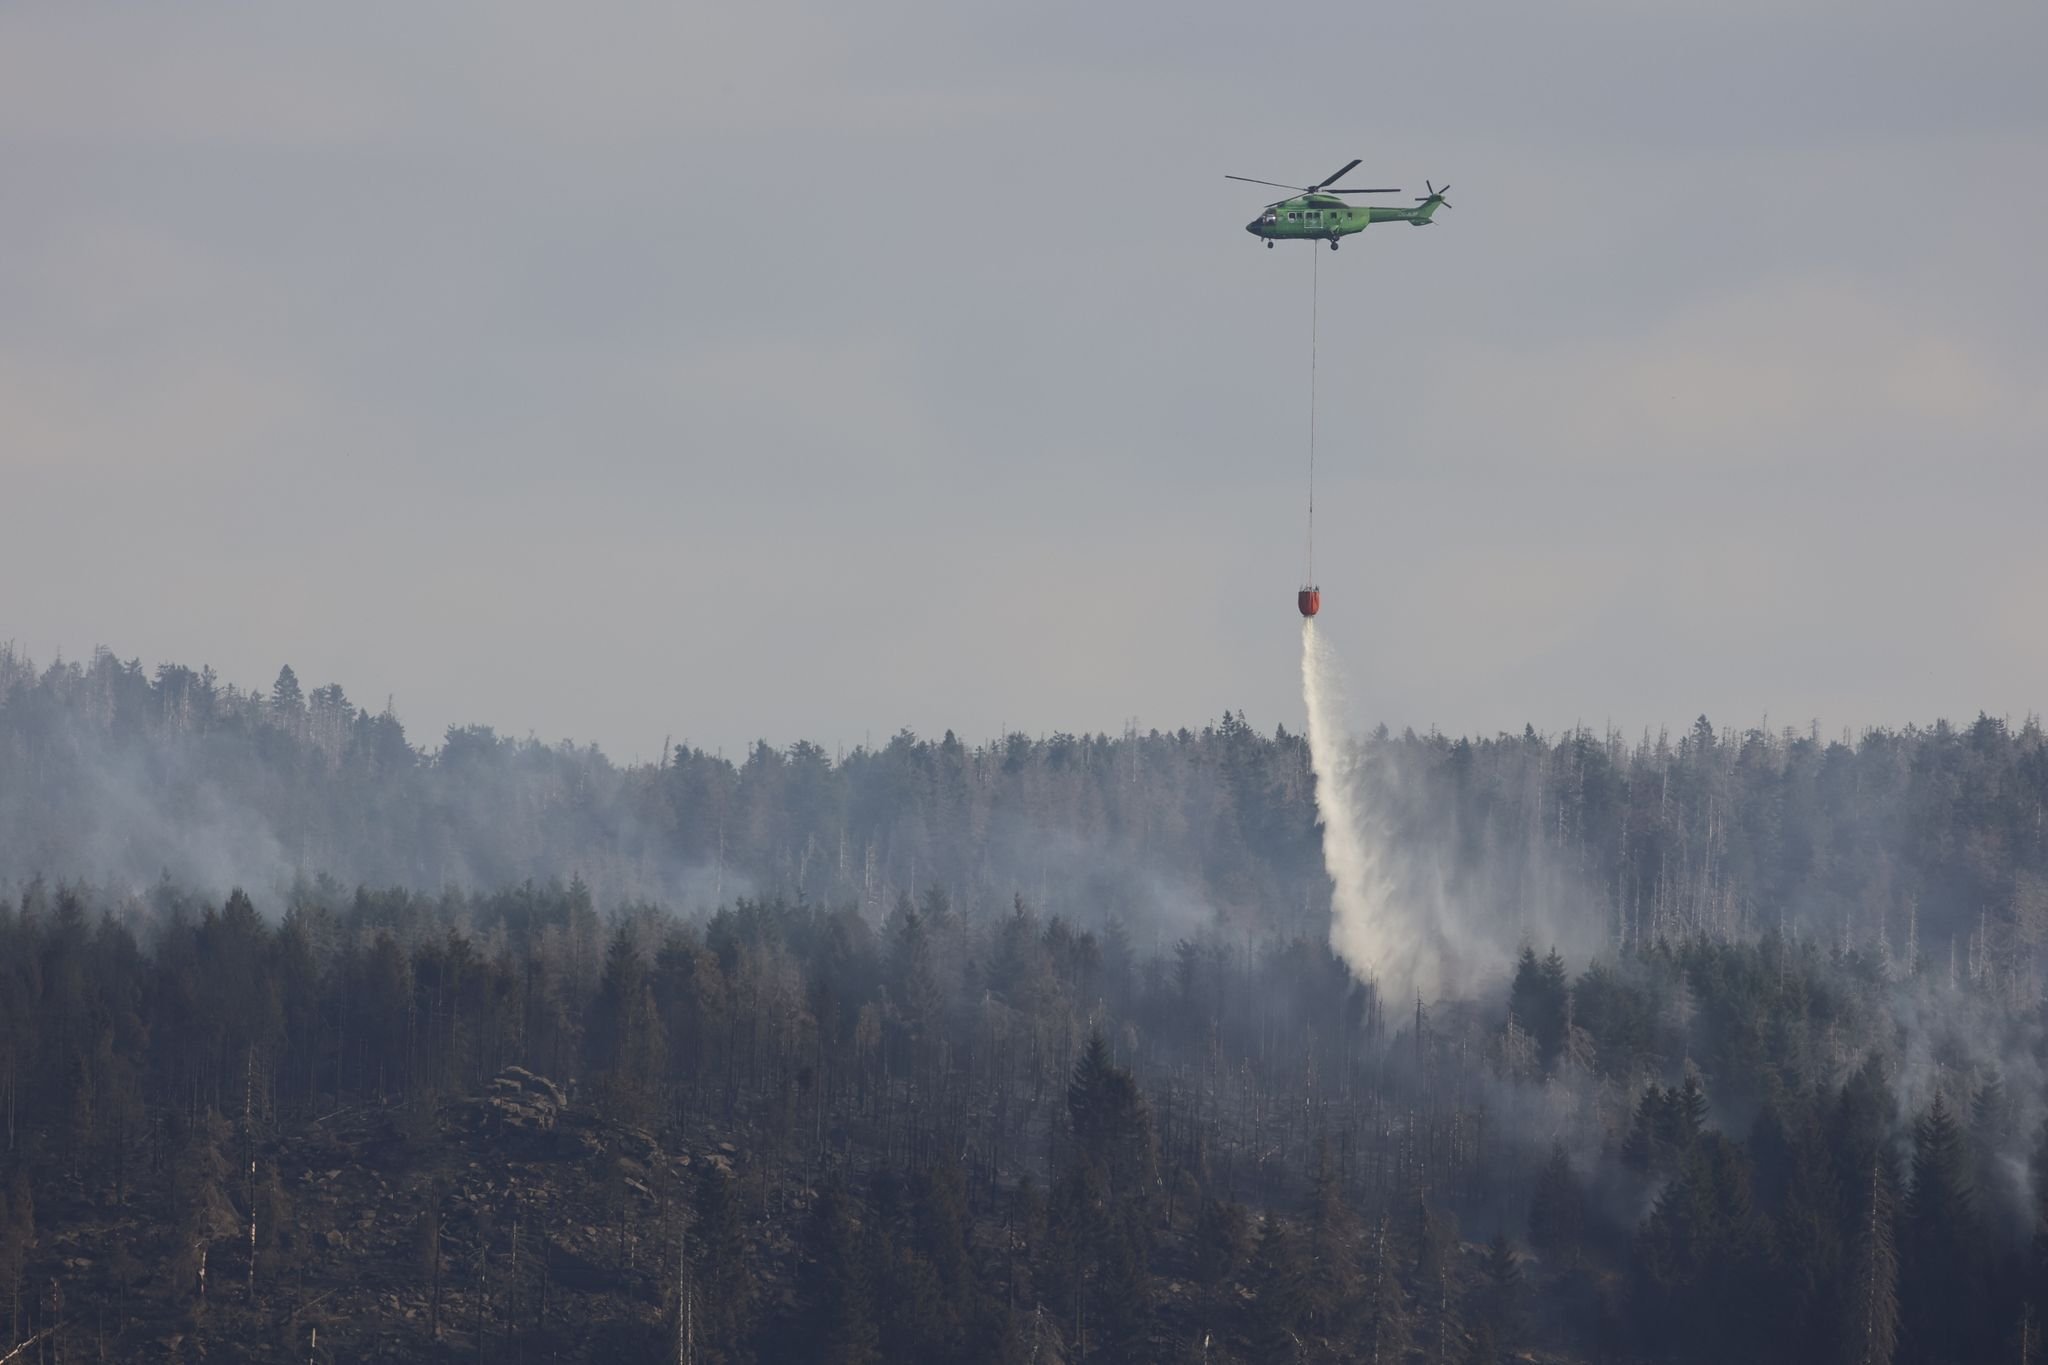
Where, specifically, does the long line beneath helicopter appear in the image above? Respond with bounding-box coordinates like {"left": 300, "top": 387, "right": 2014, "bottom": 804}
{"left": 1305, "top": 243, "right": 1318, "bottom": 608}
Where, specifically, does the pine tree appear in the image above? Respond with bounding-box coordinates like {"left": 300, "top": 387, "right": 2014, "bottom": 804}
{"left": 269, "top": 664, "right": 304, "bottom": 716}
{"left": 1841, "top": 1157, "right": 1898, "bottom": 1365}
{"left": 1091, "top": 1208, "right": 1157, "bottom": 1365}
{"left": 1048, "top": 1034, "right": 1160, "bottom": 1362}
{"left": 0, "top": 1171, "right": 31, "bottom": 1344}
{"left": 1465, "top": 1231, "right": 1521, "bottom": 1364}
{"left": 1969, "top": 1072, "right": 2016, "bottom": 1224}
{"left": 789, "top": 1180, "right": 879, "bottom": 1365}
{"left": 887, "top": 903, "right": 944, "bottom": 1049}
{"left": 1623, "top": 1085, "right": 1675, "bottom": 1174}
{"left": 1360, "top": 1215, "right": 1413, "bottom": 1365}
{"left": 1067, "top": 1031, "right": 1158, "bottom": 1206}
{"left": 1509, "top": 946, "right": 1569, "bottom": 1073}
{"left": 1192, "top": 1195, "right": 1251, "bottom": 1289}
{"left": 1301, "top": 1134, "right": 1358, "bottom": 1341}
{"left": 914, "top": 1161, "right": 974, "bottom": 1302}
{"left": 1412, "top": 1198, "right": 1460, "bottom": 1365}
{"left": 1674, "top": 1071, "right": 1709, "bottom": 1147}
{"left": 586, "top": 931, "right": 668, "bottom": 1126}
{"left": 1248, "top": 1217, "right": 1311, "bottom": 1361}
{"left": 1528, "top": 1141, "right": 1585, "bottom": 1267}
{"left": 1748, "top": 1100, "right": 1797, "bottom": 1213}
{"left": 692, "top": 1164, "right": 756, "bottom": 1364}
{"left": 416, "top": 1194, "right": 444, "bottom": 1342}
{"left": 873, "top": 1189, "right": 950, "bottom": 1365}
{"left": 170, "top": 1110, "right": 240, "bottom": 1310}
{"left": 1005, "top": 1176, "right": 1046, "bottom": 1320}
{"left": 1828, "top": 1057, "right": 1897, "bottom": 1212}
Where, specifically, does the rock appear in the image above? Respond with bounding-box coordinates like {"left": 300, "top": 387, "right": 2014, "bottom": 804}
{"left": 499, "top": 1066, "right": 568, "bottom": 1108}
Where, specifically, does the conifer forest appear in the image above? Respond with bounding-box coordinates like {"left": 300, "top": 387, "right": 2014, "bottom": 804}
{"left": 3, "top": 645, "right": 2048, "bottom": 1363}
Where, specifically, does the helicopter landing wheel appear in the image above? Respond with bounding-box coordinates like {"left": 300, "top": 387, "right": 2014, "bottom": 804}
{"left": 1266, "top": 240, "right": 1274, "bottom": 249}
{"left": 1329, "top": 239, "right": 1340, "bottom": 251}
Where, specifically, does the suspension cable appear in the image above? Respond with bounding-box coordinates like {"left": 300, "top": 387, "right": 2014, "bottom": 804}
{"left": 1306, "top": 242, "right": 1318, "bottom": 587}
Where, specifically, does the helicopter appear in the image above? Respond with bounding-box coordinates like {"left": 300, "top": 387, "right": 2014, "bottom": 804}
{"left": 1227, "top": 159, "right": 1450, "bottom": 249}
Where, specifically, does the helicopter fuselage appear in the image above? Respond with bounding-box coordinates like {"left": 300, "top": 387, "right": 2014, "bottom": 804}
{"left": 1246, "top": 193, "right": 1440, "bottom": 243}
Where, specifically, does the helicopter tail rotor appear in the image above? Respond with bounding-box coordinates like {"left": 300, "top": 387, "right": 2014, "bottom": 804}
{"left": 1407, "top": 180, "right": 1451, "bottom": 224}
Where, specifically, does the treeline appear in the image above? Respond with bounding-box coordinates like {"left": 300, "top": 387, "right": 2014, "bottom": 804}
{"left": 3, "top": 645, "right": 2046, "bottom": 976}
{"left": 3, "top": 877, "right": 2046, "bottom": 1360}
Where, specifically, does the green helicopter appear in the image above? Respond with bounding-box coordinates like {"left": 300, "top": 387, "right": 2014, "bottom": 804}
{"left": 1228, "top": 158, "right": 1450, "bottom": 249}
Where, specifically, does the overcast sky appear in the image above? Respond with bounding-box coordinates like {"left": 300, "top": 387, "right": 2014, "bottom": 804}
{"left": 4, "top": 2, "right": 2044, "bottom": 759}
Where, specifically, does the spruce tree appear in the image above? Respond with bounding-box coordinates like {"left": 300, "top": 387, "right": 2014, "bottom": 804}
{"left": 1631, "top": 1133, "right": 1772, "bottom": 1362}
{"left": 2027, "top": 1121, "right": 2048, "bottom": 1365}
{"left": 1192, "top": 1195, "right": 1251, "bottom": 1289}
{"left": 1900, "top": 1095, "right": 1984, "bottom": 1365}
{"left": 1509, "top": 946, "right": 1570, "bottom": 1073}
{"left": 1623, "top": 1085, "right": 1675, "bottom": 1174}
{"left": 1775, "top": 1117, "right": 1845, "bottom": 1365}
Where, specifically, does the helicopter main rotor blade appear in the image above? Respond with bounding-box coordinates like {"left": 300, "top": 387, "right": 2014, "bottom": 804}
{"left": 1315, "top": 158, "right": 1363, "bottom": 188}
{"left": 1225, "top": 175, "right": 1310, "bottom": 191}
{"left": 1323, "top": 187, "right": 1402, "bottom": 195}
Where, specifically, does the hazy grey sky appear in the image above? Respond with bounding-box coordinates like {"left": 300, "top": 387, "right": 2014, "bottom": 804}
{"left": 5, "top": 2, "right": 2044, "bottom": 759}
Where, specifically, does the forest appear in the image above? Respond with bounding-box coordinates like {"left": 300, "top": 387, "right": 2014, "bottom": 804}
{"left": 1, "top": 644, "right": 2046, "bottom": 1361}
